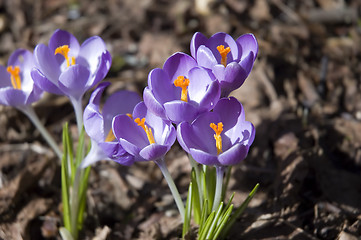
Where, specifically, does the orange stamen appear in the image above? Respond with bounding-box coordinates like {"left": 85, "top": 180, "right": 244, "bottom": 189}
{"left": 134, "top": 118, "right": 155, "bottom": 144}
{"left": 210, "top": 122, "right": 224, "bottom": 155}
{"left": 6, "top": 66, "right": 21, "bottom": 89}
{"left": 54, "top": 45, "right": 75, "bottom": 67}
{"left": 126, "top": 113, "right": 133, "bottom": 120}
{"left": 105, "top": 129, "right": 116, "bottom": 142}
{"left": 174, "top": 76, "right": 190, "bottom": 102}
{"left": 217, "top": 45, "right": 231, "bottom": 67}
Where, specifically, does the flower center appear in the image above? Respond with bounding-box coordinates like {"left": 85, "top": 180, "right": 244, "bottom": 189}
{"left": 134, "top": 118, "right": 155, "bottom": 144}
{"left": 54, "top": 45, "right": 76, "bottom": 67}
{"left": 217, "top": 45, "right": 231, "bottom": 67}
{"left": 174, "top": 76, "right": 189, "bottom": 102}
{"left": 105, "top": 129, "right": 116, "bottom": 142}
{"left": 210, "top": 122, "right": 223, "bottom": 155}
{"left": 7, "top": 66, "right": 21, "bottom": 89}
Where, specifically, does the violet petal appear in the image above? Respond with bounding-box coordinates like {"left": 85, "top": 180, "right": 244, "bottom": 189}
{"left": 33, "top": 44, "right": 61, "bottom": 84}
{"left": 190, "top": 32, "right": 207, "bottom": 59}
{"left": 163, "top": 100, "right": 199, "bottom": 124}
{"left": 58, "top": 64, "right": 91, "bottom": 100}
{"left": 189, "top": 148, "right": 219, "bottom": 165}
{"left": 163, "top": 52, "right": 197, "bottom": 81}
{"left": 218, "top": 143, "right": 249, "bottom": 165}
{"left": 139, "top": 144, "right": 169, "bottom": 161}
{"left": 236, "top": 33, "right": 258, "bottom": 60}
{"left": 196, "top": 45, "right": 218, "bottom": 69}
{"left": 31, "top": 68, "right": 64, "bottom": 95}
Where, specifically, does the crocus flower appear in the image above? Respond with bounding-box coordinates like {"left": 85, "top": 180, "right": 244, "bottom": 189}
{"left": 32, "top": 29, "right": 111, "bottom": 99}
{"left": 0, "top": 49, "right": 62, "bottom": 158}
{"left": 143, "top": 52, "right": 220, "bottom": 124}
{"left": 113, "top": 101, "right": 185, "bottom": 220}
{"left": 0, "top": 49, "right": 42, "bottom": 108}
{"left": 81, "top": 82, "right": 141, "bottom": 168}
{"left": 112, "top": 101, "right": 176, "bottom": 162}
{"left": 31, "top": 29, "right": 112, "bottom": 129}
{"left": 190, "top": 32, "right": 258, "bottom": 97}
{"left": 177, "top": 97, "right": 255, "bottom": 166}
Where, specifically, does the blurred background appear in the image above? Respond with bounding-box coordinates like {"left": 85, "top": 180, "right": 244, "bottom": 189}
{"left": 0, "top": 0, "right": 361, "bottom": 239}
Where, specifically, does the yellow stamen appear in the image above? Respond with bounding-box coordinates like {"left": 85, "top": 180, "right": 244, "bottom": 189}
{"left": 71, "top": 56, "right": 76, "bottom": 65}
{"left": 7, "top": 66, "right": 21, "bottom": 89}
{"left": 105, "top": 129, "right": 116, "bottom": 142}
{"left": 217, "top": 45, "right": 231, "bottom": 67}
{"left": 54, "top": 45, "right": 74, "bottom": 67}
{"left": 210, "top": 122, "right": 223, "bottom": 155}
{"left": 134, "top": 118, "right": 155, "bottom": 144}
{"left": 126, "top": 113, "right": 133, "bottom": 120}
{"left": 174, "top": 76, "right": 189, "bottom": 102}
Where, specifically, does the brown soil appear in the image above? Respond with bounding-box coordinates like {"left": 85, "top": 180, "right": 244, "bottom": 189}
{"left": 0, "top": 0, "right": 361, "bottom": 239}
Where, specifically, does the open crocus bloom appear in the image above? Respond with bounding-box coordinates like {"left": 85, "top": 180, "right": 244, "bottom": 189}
{"left": 81, "top": 82, "right": 141, "bottom": 168}
{"left": 31, "top": 29, "right": 111, "bottom": 101}
{"left": 190, "top": 32, "right": 258, "bottom": 97}
{"left": 177, "top": 97, "right": 255, "bottom": 166}
{"left": 144, "top": 52, "right": 220, "bottom": 124}
{"left": 0, "top": 49, "right": 43, "bottom": 108}
{"left": 112, "top": 101, "right": 176, "bottom": 162}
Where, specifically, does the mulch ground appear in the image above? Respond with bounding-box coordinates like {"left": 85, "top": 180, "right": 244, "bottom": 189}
{"left": 0, "top": 0, "right": 361, "bottom": 239}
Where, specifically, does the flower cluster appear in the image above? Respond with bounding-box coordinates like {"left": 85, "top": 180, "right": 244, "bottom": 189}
{"left": 110, "top": 32, "right": 257, "bottom": 167}
{"left": 0, "top": 29, "right": 258, "bottom": 238}
{"left": 0, "top": 30, "right": 256, "bottom": 168}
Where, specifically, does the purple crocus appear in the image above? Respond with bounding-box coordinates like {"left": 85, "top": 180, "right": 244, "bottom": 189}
{"left": 32, "top": 29, "right": 111, "bottom": 99}
{"left": 112, "top": 101, "right": 176, "bottom": 162}
{"left": 113, "top": 101, "right": 185, "bottom": 220}
{"left": 177, "top": 97, "right": 255, "bottom": 166}
{"left": 143, "top": 52, "right": 220, "bottom": 124}
{"left": 0, "top": 49, "right": 62, "bottom": 158}
{"left": 31, "top": 29, "right": 112, "bottom": 129}
{"left": 81, "top": 82, "right": 141, "bottom": 168}
{"left": 190, "top": 32, "right": 258, "bottom": 97}
{"left": 0, "top": 49, "right": 43, "bottom": 108}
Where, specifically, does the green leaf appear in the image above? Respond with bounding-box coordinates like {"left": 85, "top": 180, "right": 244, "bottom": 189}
{"left": 77, "top": 166, "right": 91, "bottom": 230}
{"left": 191, "top": 169, "right": 201, "bottom": 224}
{"left": 205, "top": 202, "right": 223, "bottom": 240}
{"left": 182, "top": 182, "right": 193, "bottom": 238}
{"left": 221, "top": 192, "right": 234, "bottom": 216}
{"left": 213, "top": 204, "right": 234, "bottom": 240}
{"left": 221, "top": 183, "right": 259, "bottom": 238}
{"left": 198, "top": 211, "right": 215, "bottom": 240}
{"left": 205, "top": 166, "right": 216, "bottom": 214}
{"left": 61, "top": 123, "right": 71, "bottom": 231}
{"left": 64, "top": 123, "right": 75, "bottom": 184}
{"left": 75, "top": 126, "right": 85, "bottom": 168}
{"left": 198, "top": 199, "right": 208, "bottom": 234}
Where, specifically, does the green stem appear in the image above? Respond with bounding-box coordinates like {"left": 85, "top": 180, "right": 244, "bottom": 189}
{"left": 188, "top": 154, "right": 203, "bottom": 208}
{"left": 20, "top": 106, "right": 62, "bottom": 159}
{"left": 222, "top": 166, "right": 232, "bottom": 200}
{"left": 212, "top": 166, "right": 225, "bottom": 211}
{"left": 69, "top": 97, "right": 83, "bottom": 136}
{"left": 155, "top": 158, "right": 185, "bottom": 222}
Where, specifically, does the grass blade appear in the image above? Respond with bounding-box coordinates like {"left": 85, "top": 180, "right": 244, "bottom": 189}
{"left": 221, "top": 183, "right": 259, "bottom": 238}
{"left": 198, "top": 211, "right": 215, "bottom": 240}
{"left": 213, "top": 204, "right": 234, "bottom": 240}
{"left": 182, "top": 182, "right": 193, "bottom": 238}
{"left": 205, "top": 202, "right": 224, "bottom": 240}
{"left": 75, "top": 126, "right": 85, "bottom": 168}
{"left": 191, "top": 169, "right": 201, "bottom": 224}
{"left": 61, "top": 124, "right": 71, "bottom": 231}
